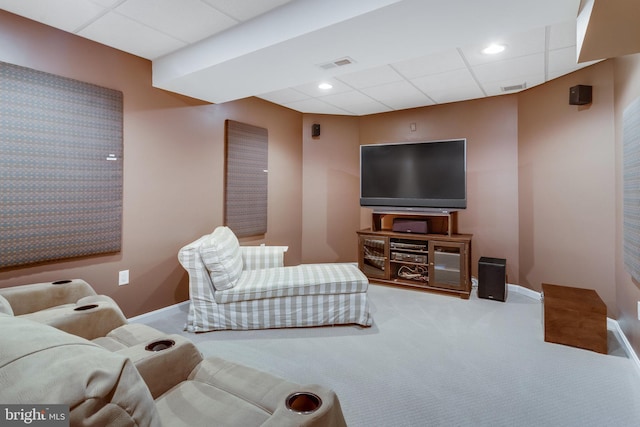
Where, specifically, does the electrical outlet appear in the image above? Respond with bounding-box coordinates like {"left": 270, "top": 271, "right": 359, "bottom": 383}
{"left": 118, "top": 270, "right": 129, "bottom": 286}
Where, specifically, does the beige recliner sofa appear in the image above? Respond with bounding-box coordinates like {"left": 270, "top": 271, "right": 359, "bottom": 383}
{"left": 0, "top": 278, "right": 127, "bottom": 340}
{"left": 1, "top": 314, "right": 348, "bottom": 426}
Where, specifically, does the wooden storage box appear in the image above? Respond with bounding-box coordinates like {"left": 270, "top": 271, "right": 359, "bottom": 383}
{"left": 542, "top": 283, "right": 607, "bottom": 354}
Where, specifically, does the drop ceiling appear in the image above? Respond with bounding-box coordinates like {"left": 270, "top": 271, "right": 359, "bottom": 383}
{"left": 0, "top": 0, "right": 601, "bottom": 116}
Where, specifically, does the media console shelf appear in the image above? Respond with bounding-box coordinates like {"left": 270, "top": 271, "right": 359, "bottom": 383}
{"left": 371, "top": 210, "right": 458, "bottom": 236}
{"left": 357, "top": 211, "right": 472, "bottom": 299}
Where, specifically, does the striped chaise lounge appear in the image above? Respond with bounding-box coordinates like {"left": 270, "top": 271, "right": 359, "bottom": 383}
{"left": 178, "top": 226, "right": 372, "bottom": 332}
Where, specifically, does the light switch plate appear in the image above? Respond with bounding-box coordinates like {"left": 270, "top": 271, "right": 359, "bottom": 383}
{"left": 119, "top": 270, "right": 129, "bottom": 286}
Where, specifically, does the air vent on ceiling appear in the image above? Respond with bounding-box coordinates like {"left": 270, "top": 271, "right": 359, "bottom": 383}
{"left": 318, "top": 57, "right": 355, "bottom": 70}
{"left": 501, "top": 83, "right": 527, "bottom": 92}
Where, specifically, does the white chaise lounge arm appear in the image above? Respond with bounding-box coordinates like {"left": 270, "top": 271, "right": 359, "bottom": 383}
{"left": 241, "top": 245, "right": 288, "bottom": 270}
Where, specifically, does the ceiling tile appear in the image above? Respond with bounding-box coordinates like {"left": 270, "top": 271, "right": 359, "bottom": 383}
{"left": 115, "top": 0, "right": 237, "bottom": 43}
{"left": 548, "top": 45, "right": 598, "bottom": 78}
{"left": 411, "top": 68, "right": 484, "bottom": 104}
{"left": 460, "top": 27, "right": 546, "bottom": 66}
{"left": 427, "top": 86, "right": 486, "bottom": 105}
{"left": 336, "top": 65, "right": 403, "bottom": 89}
{"left": 548, "top": 20, "right": 577, "bottom": 51}
{"left": 293, "top": 79, "right": 353, "bottom": 98}
{"left": 284, "top": 98, "right": 352, "bottom": 115}
{"left": 411, "top": 68, "right": 479, "bottom": 93}
{"left": 78, "top": 11, "right": 185, "bottom": 59}
{"left": 258, "top": 88, "right": 310, "bottom": 105}
{"left": 201, "top": 0, "right": 294, "bottom": 22}
{"left": 320, "top": 90, "right": 391, "bottom": 115}
{"left": 89, "top": 0, "right": 120, "bottom": 7}
{"left": 392, "top": 49, "right": 466, "bottom": 79}
{"left": 0, "top": 0, "right": 105, "bottom": 32}
{"left": 360, "top": 80, "right": 435, "bottom": 110}
{"left": 548, "top": 46, "right": 578, "bottom": 74}
{"left": 472, "top": 53, "right": 545, "bottom": 84}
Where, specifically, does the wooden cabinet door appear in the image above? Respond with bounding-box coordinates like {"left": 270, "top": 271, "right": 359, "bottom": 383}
{"left": 358, "top": 235, "right": 389, "bottom": 280}
{"left": 428, "top": 240, "right": 467, "bottom": 291}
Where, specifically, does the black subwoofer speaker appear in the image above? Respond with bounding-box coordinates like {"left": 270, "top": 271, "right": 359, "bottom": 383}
{"left": 478, "top": 257, "right": 507, "bottom": 302}
{"left": 569, "top": 85, "right": 592, "bottom": 105}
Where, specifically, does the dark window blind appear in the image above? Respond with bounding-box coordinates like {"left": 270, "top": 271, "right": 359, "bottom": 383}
{"left": 0, "top": 61, "right": 123, "bottom": 268}
{"left": 224, "top": 120, "right": 268, "bottom": 237}
{"left": 624, "top": 97, "right": 640, "bottom": 282}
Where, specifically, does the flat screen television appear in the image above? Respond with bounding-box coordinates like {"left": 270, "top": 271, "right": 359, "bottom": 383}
{"left": 359, "top": 139, "right": 467, "bottom": 212}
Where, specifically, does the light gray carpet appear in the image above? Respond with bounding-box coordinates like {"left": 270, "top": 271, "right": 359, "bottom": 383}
{"left": 135, "top": 284, "right": 640, "bottom": 426}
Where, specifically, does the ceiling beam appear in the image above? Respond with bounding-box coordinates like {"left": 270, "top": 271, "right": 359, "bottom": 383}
{"left": 577, "top": 0, "right": 640, "bottom": 63}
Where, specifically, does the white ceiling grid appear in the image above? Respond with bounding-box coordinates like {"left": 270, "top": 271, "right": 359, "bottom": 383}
{"left": 0, "top": 0, "right": 597, "bottom": 116}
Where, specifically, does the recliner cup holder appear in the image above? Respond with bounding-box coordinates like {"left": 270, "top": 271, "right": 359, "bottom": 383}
{"left": 145, "top": 339, "right": 176, "bottom": 352}
{"left": 52, "top": 280, "right": 72, "bottom": 285}
{"left": 74, "top": 304, "right": 99, "bottom": 311}
{"left": 286, "top": 392, "right": 322, "bottom": 414}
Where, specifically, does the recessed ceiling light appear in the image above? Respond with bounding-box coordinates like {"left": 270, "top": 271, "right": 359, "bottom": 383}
{"left": 482, "top": 43, "right": 506, "bottom": 55}
{"left": 318, "top": 82, "right": 333, "bottom": 90}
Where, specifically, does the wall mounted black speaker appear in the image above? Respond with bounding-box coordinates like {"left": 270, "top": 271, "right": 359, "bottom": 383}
{"left": 569, "top": 85, "right": 592, "bottom": 105}
{"left": 478, "top": 257, "right": 507, "bottom": 302}
{"left": 311, "top": 123, "right": 321, "bottom": 137}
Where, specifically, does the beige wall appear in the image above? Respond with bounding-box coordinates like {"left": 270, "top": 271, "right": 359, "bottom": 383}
{"left": 613, "top": 52, "right": 640, "bottom": 353}
{"left": 357, "top": 96, "right": 520, "bottom": 280}
{"left": 301, "top": 115, "right": 360, "bottom": 263}
{"left": 518, "top": 61, "right": 617, "bottom": 313}
{"left": 0, "top": 11, "right": 303, "bottom": 317}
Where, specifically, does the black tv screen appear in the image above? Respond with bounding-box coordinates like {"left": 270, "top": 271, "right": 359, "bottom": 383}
{"left": 360, "top": 139, "right": 467, "bottom": 211}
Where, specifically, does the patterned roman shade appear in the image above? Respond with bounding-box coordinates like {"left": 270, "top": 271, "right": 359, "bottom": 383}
{"left": 0, "top": 61, "right": 123, "bottom": 268}
{"left": 624, "top": 97, "right": 640, "bottom": 282}
{"left": 224, "top": 120, "right": 268, "bottom": 237}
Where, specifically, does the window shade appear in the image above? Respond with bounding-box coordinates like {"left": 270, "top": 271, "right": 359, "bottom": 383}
{"left": 0, "top": 61, "right": 123, "bottom": 268}
{"left": 624, "top": 97, "right": 640, "bottom": 282}
{"left": 224, "top": 120, "right": 268, "bottom": 237}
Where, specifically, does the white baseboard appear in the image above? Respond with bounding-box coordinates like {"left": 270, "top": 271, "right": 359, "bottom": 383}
{"left": 472, "top": 280, "right": 542, "bottom": 301}
{"left": 127, "top": 300, "right": 189, "bottom": 323}
{"left": 608, "top": 318, "right": 640, "bottom": 377}
{"left": 508, "top": 283, "right": 542, "bottom": 300}
{"left": 508, "top": 283, "right": 640, "bottom": 376}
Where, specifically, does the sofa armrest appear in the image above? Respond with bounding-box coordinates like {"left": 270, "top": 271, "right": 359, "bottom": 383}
{"left": 23, "top": 295, "right": 128, "bottom": 340}
{"left": 0, "top": 279, "right": 96, "bottom": 316}
{"left": 178, "top": 234, "right": 216, "bottom": 290}
{"left": 188, "top": 357, "right": 347, "bottom": 427}
{"left": 262, "top": 385, "right": 348, "bottom": 427}
{"left": 241, "top": 246, "right": 288, "bottom": 270}
{"left": 117, "top": 334, "right": 204, "bottom": 399}
{"left": 0, "top": 315, "right": 160, "bottom": 426}
{"left": 0, "top": 294, "right": 13, "bottom": 316}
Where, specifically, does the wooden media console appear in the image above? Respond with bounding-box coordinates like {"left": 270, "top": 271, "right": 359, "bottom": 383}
{"left": 357, "top": 211, "right": 472, "bottom": 299}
